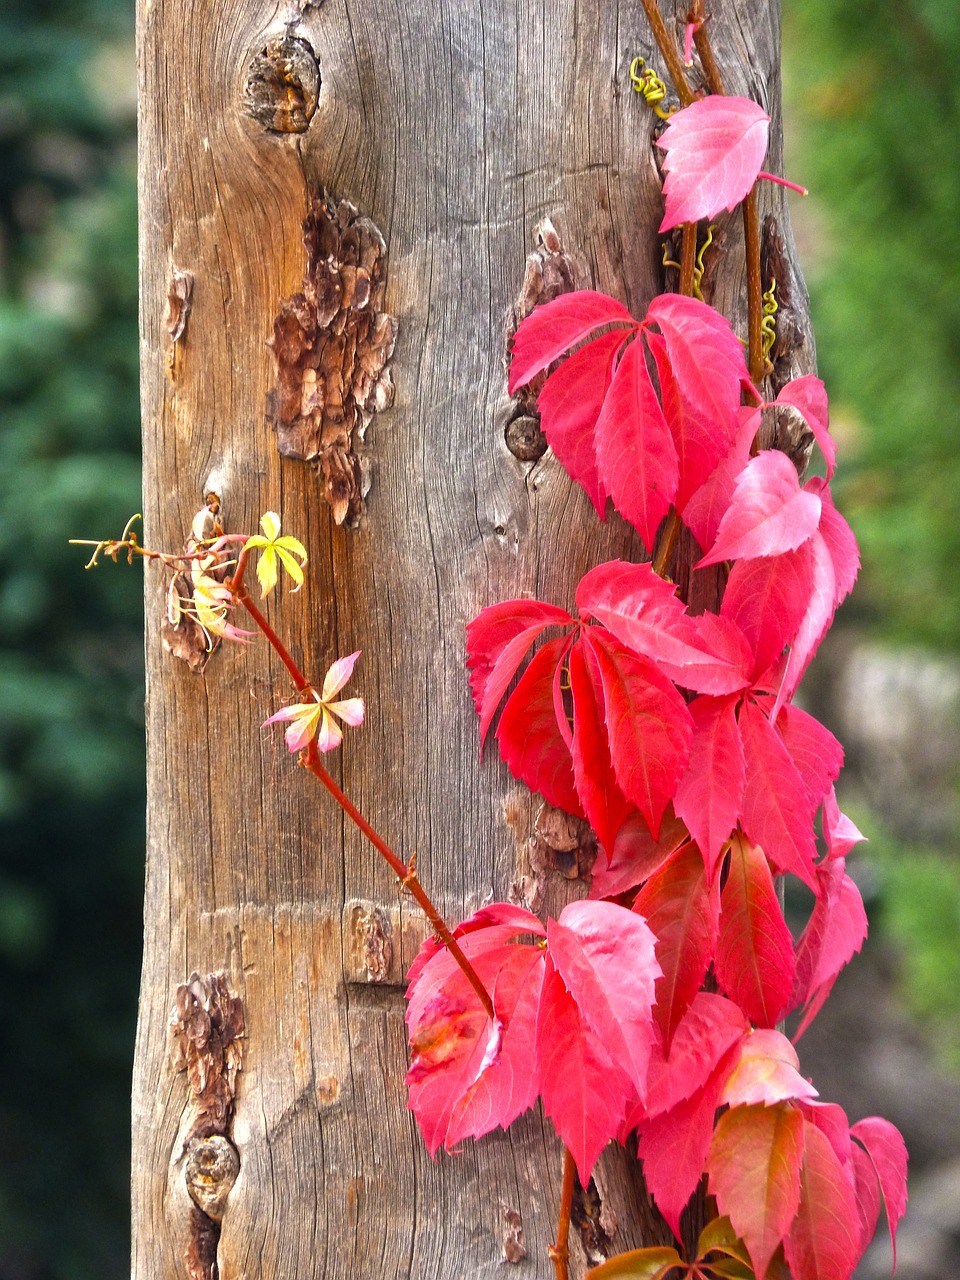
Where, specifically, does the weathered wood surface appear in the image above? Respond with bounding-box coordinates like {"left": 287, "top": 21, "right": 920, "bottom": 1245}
{"left": 134, "top": 1, "right": 811, "bottom": 1276}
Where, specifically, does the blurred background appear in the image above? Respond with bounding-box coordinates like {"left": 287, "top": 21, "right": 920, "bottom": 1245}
{"left": 0, "top": 1, "right": 956, "bottom": 1276}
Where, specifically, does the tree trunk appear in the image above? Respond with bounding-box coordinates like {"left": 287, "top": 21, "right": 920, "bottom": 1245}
{"left": 134, "top": 1, "right": 812, "bottom": 1276}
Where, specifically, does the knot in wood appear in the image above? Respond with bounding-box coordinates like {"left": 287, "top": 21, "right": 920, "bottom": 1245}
{"left": 504, "top": 413, "right": 548, "bottom": 462}
{"left": 185, "top": 1135, "right": 240, "bottom": 1223}
{"left": 244, "top": 34, "right": 320, "bottom": 133}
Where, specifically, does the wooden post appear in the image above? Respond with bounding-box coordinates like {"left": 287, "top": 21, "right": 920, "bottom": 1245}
{"left": 134, "top": 2, "right": 812, "bottom": 1275}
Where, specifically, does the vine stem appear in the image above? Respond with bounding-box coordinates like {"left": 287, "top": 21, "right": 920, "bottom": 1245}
{"left": 228, "top": 561, "right": 496, "bottom": 1022}
{"left": 742, "top": 187, "right": 765, "bottom": 385}
{"left": 549, "top": 1147, "right": 577, "bottom": 1280}
{"left": 689, "top": 0, "right": 725, "bottom": 95}
{"left": 640, "top": 0, "right": 694, "bottom": 106}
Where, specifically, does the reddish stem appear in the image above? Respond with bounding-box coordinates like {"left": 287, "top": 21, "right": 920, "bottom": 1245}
{"left": 680, "top": 221, "right": 698, "bottom": 297}
{"left": 231, "top": 578, "right": 496, "bottom": 1022}
{"left": 549, "top": 1148, "right": 576, "bottom": 1280}
{"left": 742, "top": 187, "right": 765, "bottom": 386}
{"left": 758, "top": 171, "right": 808, "bottom": 197}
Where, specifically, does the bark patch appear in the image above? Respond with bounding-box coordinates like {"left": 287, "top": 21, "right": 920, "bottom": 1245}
{"left": 268, "top": 192, "right": 397, "bottom": 526}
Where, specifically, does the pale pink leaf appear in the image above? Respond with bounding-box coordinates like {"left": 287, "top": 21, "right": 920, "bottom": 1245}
{"left": 822, "top": 786, "right": 867, "bottom": 860}
{"left": 698, "top": 450, "right": 822, "bottom": 567}
{"left": 720, "top": 1029, "right": 818, "bottom": 1108}
{"left": 775, "top": 377, "right": 835, "bottom": 480}
{"left": 657, "top": 96, "right": 770, "bottom": 230}
{"left": 792, "top": 858, "right": 868, "bottom": 1039}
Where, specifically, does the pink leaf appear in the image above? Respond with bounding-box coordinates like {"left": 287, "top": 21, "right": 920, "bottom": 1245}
{"left": 466, "top": 599, "right": 573, "bottom": 739}
{"left": 674, "top": 694, "right": 746, "bottom": 881}
{"left": 792, "top": 858, "right": 868, "bottom": 1039}
{"left": 585, "top": 628, "right": 693, "bottom": 837}
{"left": 850, "top": 1142, "right": 883, "bottom": 1255}
{"left": 774, "top": 377, "right": 835, "bottom": 480}
{"left": 495, "top": 634, "right": 583, "bottom": 817}
{"left": 637, "top": 1059, "right": 733, "bottom": 1241}
{"left": 405, "top": 918, "right": 546, "bottom": 1156}
{"left": 683, "top": 406, "right": 758, "bottom": 551}
{"left": 721, "top": 543, "right": 816, "bottom": 685}
{"left": 849, "top": 1117, "right": 909, "bottom": 1266}
{"left": 536, "top": 956, "right": 632, "bottom": 1183}
{"left": 577, "top": 560, "right": 750, "bottom": 696}
{"left": 550, "top": 900, "right": 661, "bottom": 1103}
{"left": 720, "top": 1029, "right": 818, "bottom": 1108}
{"left": 785, "top": 1120, "right": 861, "bottom": 1280}
{"left": 634, "top": 842, "right": 721, "bottom": 1047}
{"left": 656, "top": 96, "right": 770, "bottom": 231}
{"left": 594, "top": 337, "right": 679, "bottom": 549}
{"left": 739, "top": 698, "right": 819, "bottom": 891}
{"left": 537, "top": 328, "right": 628, "bottom": 515}
{"left": 644, "top": 992, "right": 748, "bottom": 1119}
{"left": 708, "top": 1101, "right": 804, "bottom": 1280}
{"left": 698, "top": 450, "right": 822, "bottom": 567}
{"left": 646, "top": 294, "right": 747, "bottom": 449}
{"left": 589, "top": 807, "right": 689, "bottom": 900}
{"left": 773, "top": 702, "right": 844, "bottom": 811}
{"left": 569, "top": 637, "right": 634, "bottom": 853}
{"left": 508, "top": 290, "right": 635, "bottom": 392}
{"left": 716, "top": 831, "right": 796, "bottom": 1027}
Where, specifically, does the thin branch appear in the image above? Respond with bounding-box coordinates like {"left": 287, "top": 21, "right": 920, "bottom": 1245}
{"left": 640, "top": 0, "right": 695, "bottom": 106}
{"left": 548, "top": 1147, "right": 577, "bottom": 1280}
{"left": 679, "top": 221, "right": 698, "bottom": 297}
{"left": 742, "top": 188, "right": 765, "bottom": 385}
{"left": 689, "top": 1, "right": 725, "bottom": 95}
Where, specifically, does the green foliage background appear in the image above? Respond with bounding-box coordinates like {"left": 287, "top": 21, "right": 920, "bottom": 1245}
{"left": 0, "top": 1, "right": 957, "bottom": 1276}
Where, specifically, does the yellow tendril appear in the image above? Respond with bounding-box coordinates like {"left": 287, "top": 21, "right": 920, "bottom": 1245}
{"left": 761, "top": 278, "right": 778, "bottom": 369}
{"left": 630, "top": 56, "right": 674, "bottom": 119}
{"left": 662, "top": 224, "right": 716, "bottom": 301}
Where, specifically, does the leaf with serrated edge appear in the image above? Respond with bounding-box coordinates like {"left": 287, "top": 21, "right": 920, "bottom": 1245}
{"left": 570, "top": 636, "right": 634, "bottom": 853}
{"left": 467, "top": 599, "right": 573, "bottom": 731}
{"left": 708, "top": 1101, "right": 804, "bottom": 1280}
{"left": 792, "top": 858, "right": 867, "bottom": 1039}
{"left": 720, "top": 1029, "right": 818, "bottom": 1108}
{"left": 849, "top": 1117, "right": 908, "bottom": 1267}
{"left": 716, "top": 831, "right": 796, "bottom": 1026}
{"left": 674, "top": 694, "right": 746, "bottom": 881}
{"left": 784, "top": 1120, "right": 861, "bottom": 1280}
{"left": 775, "top": 377, "right": 834, "bottom": 479}
{"left": 698, "top": 450, "right": 822, "bottom": 568}
{"left": 657, "top": 96, "right": 770, "bottom": 230}
{"left": 508, "top": 290, "right": 635, "bottom": 392}
{"left": 721, "top": 544, "right": 816, "bottom": 687}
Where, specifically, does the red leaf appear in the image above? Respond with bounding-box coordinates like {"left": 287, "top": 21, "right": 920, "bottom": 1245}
{"left": 589, "top": 807, "right": 689, "bottom": 900}
{"left": 784, "top": 1120, "right": 861, "bottom": 1280}
{"left": 720, "top": 1029, "right": 818, "bottom": 1108}
{"left": 637, "top": 1059, "right": 733, "bottom": 1241}
{"left": 569, "top": 637, "right": 634, "bottom": 853}
{"left": 656, "top": 96, "right": 770, "bottom": 231}
{"left": 773, "top": 702, "right": 844, "bottom": 811}
{"left": 536, "top": 956, "right": 632, "bottom": 1183}
{"left": 721, "top": 544, "right": 816, "bottom": 685}
{"left": 634, "top": 841, "right": 721, "bottom": 1047}
{"left": 550, "top": 900, "right": 661, "bottom": 1103}
{"left": 647, "top": 329, "right": 731, "bottom": 511}
{"left": 646, "top": 294, "right": 747, "bottom": 448}
{"left": 849, "top": 1117, "right": 909, "bottom": 1266}
{"left": 792, "top": 858, "right": 868, "bottom": 1039}
{"left": 708, "top": 1101, "right": 804, "bottom": 1280}
{"left": 537, "top": 328, "right": 627, "bottom": 515}
{"left": 585, "top": 628, "right": 693, "bottom": 836}
{"left": 850, "top": 1141, "right": 883, "bottom": 1255}
{"left": 698, "top": 450, "right": 822, "bottom": 567}
{"left": 645, "top": 992, "right": 748, "bottom": 1118}
{"left": 508, "top": 290, "right": 635, "bottom": 392}
{"left": 716, "top": 831, "right": 796, "bottom": 1026}
{"left": 466, "top": 599, "right": 573, "bottom": 743}
{"left": 674, "top": 695, "right": 746, "bottom": 881}
{"left": 405, "top": 913, "right": 546, "bottom": 1156}
{"left": 774, "top": 377, "right": 835, "bottom": 480}
{"left": 577, "top": 560, "right": 750, "bottom": 696}
{"left": 594, "top": 337, "right": 679, "bottom": 548}
{"left": 496, "top": 634, "right": 583, "bottom": 816}
{"left": 739, "top": 699, "right": 819, "bottom": 891}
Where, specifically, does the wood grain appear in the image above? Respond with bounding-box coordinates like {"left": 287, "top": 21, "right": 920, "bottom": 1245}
{"left": 134, "top": 2, "right": 812, "bottom": 1275}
